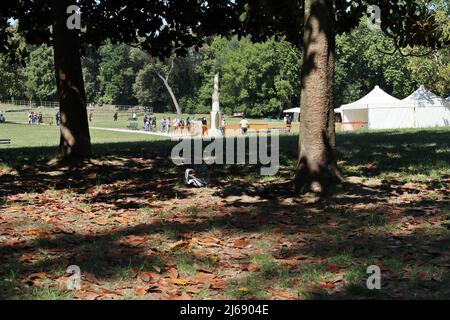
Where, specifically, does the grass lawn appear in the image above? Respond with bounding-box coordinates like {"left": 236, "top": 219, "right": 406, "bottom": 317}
{"left": 0, "top": 123, "right": 449, "bottom": 300}
{"left": 0, "top": 123, "right": 166, "bottom": 149}
{"left": 0, "top": 104, "right": 285, "bottom": 130}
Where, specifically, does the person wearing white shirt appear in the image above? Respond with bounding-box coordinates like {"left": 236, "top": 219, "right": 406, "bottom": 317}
{"left": 240, "top": 117, "right": 249, "bottom": 134}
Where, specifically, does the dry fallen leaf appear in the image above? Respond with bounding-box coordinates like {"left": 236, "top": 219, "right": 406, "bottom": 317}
{"left": 248, "top": 264, "right": 261, "bottom": 272}
{"left": 210, "top": 279, "right": 227, "bottom": 289}
{"left": 94, "top": 219, "right": 109, "bottom": 226}
{"left": 171, "top": 278, "right": 189, "bottom": 286}
{"left": 166, "top": 266, "right": 179, "bottom": 279}
{"left": 135, "top": 288, "right": 147, "bottom": 296}
{"left": 170, "top": 240, "right": 190, "bottom": 250}
{"left": 138, "top": 272, "right": 154, "bottom": 282}
{"left": 233, "top": 238, "right": 249, "bottom": 248}
{"left": 267, "top": 288, "right": 293, "bottom": 299}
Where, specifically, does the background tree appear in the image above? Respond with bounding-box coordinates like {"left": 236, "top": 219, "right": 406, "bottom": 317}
{"left": 197, "top": 36, "right": 300, "bottom": 116}
{"left": 407, "top": 46, "right": 450, "bottom": 97}
{"left": 133, "top": 64, "right": 171, "bottom": 112}
{"left": 170, "top": 51, "right": 204, "bottom": 114}
{"left": 98, "top": 42, "right": 137, "bottom": 105}
{"left": 81, "top": 47, "right": 101, "bottom": 104}
{"left": 0, "top": 27, "right": 27, "bottom": 101}
{"left": 24, "top": 45, "right": 57, "bottom": 103}
{"left": 148, "top": 57, "right": 182, "bottom": 114}
{"left": 334, "top": 20, "right": 416, "bottom": 107}
{"left": 0, "top": 54, "right": 27, "bottom": 101}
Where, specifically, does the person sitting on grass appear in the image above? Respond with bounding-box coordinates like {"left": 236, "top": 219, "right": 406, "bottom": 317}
{"left": 0, "top": 113, "right": 5, "bottom": 123}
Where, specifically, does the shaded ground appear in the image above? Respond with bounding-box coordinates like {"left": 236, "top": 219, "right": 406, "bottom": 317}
{"left": 0, "top": 129, "right": 449, "bottom": 299}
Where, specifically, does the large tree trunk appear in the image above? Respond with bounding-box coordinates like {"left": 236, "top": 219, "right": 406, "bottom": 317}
{"left": 51, "top": 0, "right": 91, "bottom": 158}
{"left": 294, "top": 0, "right": 343, "bottom": 194}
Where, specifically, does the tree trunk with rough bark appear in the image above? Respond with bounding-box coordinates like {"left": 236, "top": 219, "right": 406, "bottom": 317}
{"left": 294, "top": 0, "right": 343, "bottom": 194}
{"left": 51, "top": 0, "right": 91, "bottom": 158}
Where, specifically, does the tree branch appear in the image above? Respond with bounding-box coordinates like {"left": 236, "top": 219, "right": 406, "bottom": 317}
{"left": 376, "top": 36, "right": 435, "bottom": 57}
{"left": 166, "top": 58, "right": 175, "bottom": 82}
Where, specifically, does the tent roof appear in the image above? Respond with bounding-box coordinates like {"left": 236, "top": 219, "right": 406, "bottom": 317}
{"left": 403, "top": 85, "right": 442, "bottom": 103}
{"left": 340, "top": 86, "right": 401, "bottom": 110}
{"left": 283, "top": 107, "right": 300, "bottom": 113}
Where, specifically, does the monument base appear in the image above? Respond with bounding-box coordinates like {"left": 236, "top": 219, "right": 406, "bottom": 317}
{"left": 208, "top": 111, "right": 223, "bottom": 137}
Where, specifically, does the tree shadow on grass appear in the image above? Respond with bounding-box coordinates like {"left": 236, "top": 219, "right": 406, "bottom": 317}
{"left": 0, "top": 129, "right": 449, "bottom": 299}
{"left": 274, "top": 229, "right": 450, "bottom": 299}
{"left": 0, "top": 174, "right": 448, "bottom": 298}
{"left": 336, "top": 129, "right": 450, "bottom": 179}
{"left": 0, "top": 140, "right": 195, "bottom": 208}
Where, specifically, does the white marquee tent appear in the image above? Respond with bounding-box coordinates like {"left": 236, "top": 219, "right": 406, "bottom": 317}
{"left": 283, "top": 107, "right": 300, "bottom": 113}
{"left": 335, "top": 85, "right": 407, "bottom": 130}
{"left": 402, "top": 86, "right": 450, "bottom": 128}
{"left": 283, "top": 107, "right": 300, "bottom": 122}
{"left": 335, "top": 85, "right": 450, "bottom": 130}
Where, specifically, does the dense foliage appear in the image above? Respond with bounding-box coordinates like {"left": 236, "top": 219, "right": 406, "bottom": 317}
{"left": 1, "top": 20, "right": 448, "bottom": 114}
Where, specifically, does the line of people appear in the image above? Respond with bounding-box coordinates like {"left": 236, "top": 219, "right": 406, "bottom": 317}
{"left": 141, "top": 115, "right": 209, "bottom": 134}
{"left": 143, "top": 115, "right": 158, "bottom": 132}
{"left": 28, "top": 111, "right": 43, "bottom": 125}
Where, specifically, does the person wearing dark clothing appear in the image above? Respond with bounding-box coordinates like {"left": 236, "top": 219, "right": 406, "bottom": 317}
{"left": 286, "top": 114, "right": 292, "bottom": 132}
{"left": 144, "top": 115, "right": 149, "bottom": 131}
{"left": 55, "top": 111, "right": 61, "bottom": 126}
{"left": 186, "top": 117, "right": 191, "bottom": 133}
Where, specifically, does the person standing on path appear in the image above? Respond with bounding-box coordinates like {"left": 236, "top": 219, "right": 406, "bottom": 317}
{"left": 201, "top": 117, "right": 208, "bottom": 136}
{"left": 240, "top": 116, "right": 249, "bottom": 135}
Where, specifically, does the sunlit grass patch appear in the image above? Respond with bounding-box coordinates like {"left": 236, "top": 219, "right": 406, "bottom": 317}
{"left": 25, "top": 286, "right": 74, "bottom": 300}
{"left": 172, "top": 253, "right": 197, "bottom": 277}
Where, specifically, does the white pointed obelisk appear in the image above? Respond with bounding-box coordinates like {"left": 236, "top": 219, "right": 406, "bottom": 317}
{"left": 208, "top": 73, "right": 223, "bottom": 137}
